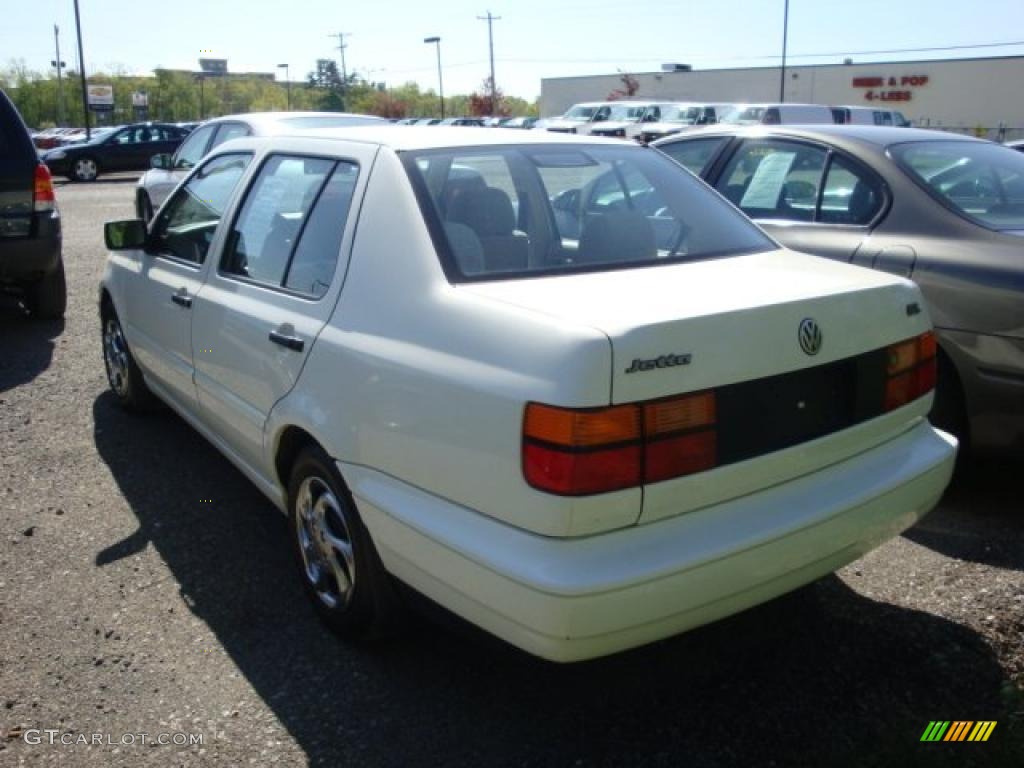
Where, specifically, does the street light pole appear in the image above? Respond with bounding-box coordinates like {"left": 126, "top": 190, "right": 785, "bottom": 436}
{"left": 779, "top": 0, "right": 790, "bottom": 103}
{"left": 51, "top": 25, "right": 67, "bottom": 126}
{"left": 423, "top": 37, "right": 444, "bottom": 119}
{"left": 72, "top": 0, "right": 90, "bottom": 140}
{"left": 277, "top": 63, "right": 291, "bottom": 110}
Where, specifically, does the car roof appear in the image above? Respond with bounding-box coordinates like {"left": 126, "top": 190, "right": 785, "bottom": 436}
{"left": 247, "top": 124, "right": 633, "bottom": 152}
{"left": 201, "top": 111, "right": 387, "bottom": 129}
{"left": 656, "top": 124, "right": 991, "bottom": 152}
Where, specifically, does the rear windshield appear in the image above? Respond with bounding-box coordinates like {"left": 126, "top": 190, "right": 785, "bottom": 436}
{"left": 402, "top": 144, "right": 774, "bottom": 282}
{"left": 891, "top": 140, "right": 1024, "bottom": 231}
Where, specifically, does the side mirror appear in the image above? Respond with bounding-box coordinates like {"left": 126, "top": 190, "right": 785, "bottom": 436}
{"left": 150, "top": 153, "right": 172, "bottom": 170}
{"left": 105, "top": 219, "right": 148, "bottom": 251}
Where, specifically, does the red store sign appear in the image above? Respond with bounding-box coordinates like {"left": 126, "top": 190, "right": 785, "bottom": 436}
{"left": 851, "top": 75, "right": 929, "bottom": 103}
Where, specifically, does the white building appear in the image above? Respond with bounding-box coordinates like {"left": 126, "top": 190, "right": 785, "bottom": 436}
{"left": 540, "top": 55, "right": 1024, "bottom": 138}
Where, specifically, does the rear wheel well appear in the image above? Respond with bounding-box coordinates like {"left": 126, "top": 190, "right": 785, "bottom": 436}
{"left": 275, "top": 426, "right": 319, "bottom": 488}
{"left": 932, "top": 343, "right": 969, "bottom": 450}
{"left": 99, "top": 289, "right": 114, "bottom": 317}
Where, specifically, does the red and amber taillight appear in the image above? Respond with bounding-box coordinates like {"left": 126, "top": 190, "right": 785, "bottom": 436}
{"left": 33, "top": 164, "right": 56, "bottom": 213}
{"left": 884, "top": 331, "right": 937, "bottom": 411}
{"left": 523, "top": 391, "right": 717, "bottom": 495}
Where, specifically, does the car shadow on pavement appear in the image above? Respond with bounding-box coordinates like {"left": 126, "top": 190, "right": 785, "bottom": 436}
{"left": 0, "top": 296, "right": 64, "bottom": 393}
{"left": 903, "top": 454, "right": 1024, "bottom": 572}
{"left": 92, "top": 393, "right": 1022, "bottom": 768}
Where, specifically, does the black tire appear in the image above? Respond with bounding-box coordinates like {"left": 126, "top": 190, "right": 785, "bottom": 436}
{"left": 71, "top": 155, "right": 99, "bottom": 182}
{"left": 101, "top": 305, "right": 156, "bottom": 410}
{"left": 24, "top": 259, "right": 67, "bottom": 320}
{"left": 288, "top": 445, "right": 397, "bottom": 640}
{"left": 930, "top": 352, "right": 969, "bottom": 454}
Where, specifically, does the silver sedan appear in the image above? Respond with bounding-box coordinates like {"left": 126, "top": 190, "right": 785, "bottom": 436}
{"left": 654, "top": 125, "right": 1024, "bottom": 455}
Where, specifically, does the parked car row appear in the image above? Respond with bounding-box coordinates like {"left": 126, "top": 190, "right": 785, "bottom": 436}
{"left": 541, "top": 100, "right": 912, "bottom": 142}
{"left": 395, "top": 116, "right": 539, "bottom": 128}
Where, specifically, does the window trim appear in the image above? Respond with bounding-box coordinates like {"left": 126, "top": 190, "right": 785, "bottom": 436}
{"left": 216, "top": 151, "right": 359, "bottom": 300}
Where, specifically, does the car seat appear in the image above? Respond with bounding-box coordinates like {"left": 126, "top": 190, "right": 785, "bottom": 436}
{"left": 448, "top": 187, "right": 529, "bottom": 272}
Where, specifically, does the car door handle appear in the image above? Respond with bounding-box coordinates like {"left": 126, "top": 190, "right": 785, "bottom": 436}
{"left": 171, "top": 291, "right": 192, "bottom": 308}
{"left": 268, "top": 329, "right": 304, "bottom": 352}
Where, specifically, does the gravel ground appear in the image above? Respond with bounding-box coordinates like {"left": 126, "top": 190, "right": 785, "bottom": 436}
{"left": 1, "top": 178, "right": 1021, "bottom": 767}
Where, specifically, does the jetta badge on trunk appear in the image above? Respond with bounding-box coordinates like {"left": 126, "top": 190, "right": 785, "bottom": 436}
{"left": 798, "top": 318, "right": 823, "bottom": 356}
{"left": 624, "top": 354, "right": 692, "bottom": 374}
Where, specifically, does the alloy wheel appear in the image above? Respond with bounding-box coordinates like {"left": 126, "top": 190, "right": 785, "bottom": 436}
{"left": 295, "top": 476, "right": 357, "bottom": 609}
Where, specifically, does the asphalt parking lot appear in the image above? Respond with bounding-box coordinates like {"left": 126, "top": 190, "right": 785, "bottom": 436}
{"left": 1, "top": 176, "right": 1022, "bottom": 767}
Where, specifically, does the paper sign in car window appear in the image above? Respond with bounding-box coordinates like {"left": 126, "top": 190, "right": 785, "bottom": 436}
{"left": 740, "top": 151, "right": 797, "bottom": 209}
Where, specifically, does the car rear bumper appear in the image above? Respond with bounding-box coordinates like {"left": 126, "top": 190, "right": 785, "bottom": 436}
{"left": 345, "top": 419, "right": 956, "bottom": 662}
{"left": 0, "top": 212, "right": 62, "bottom": 283}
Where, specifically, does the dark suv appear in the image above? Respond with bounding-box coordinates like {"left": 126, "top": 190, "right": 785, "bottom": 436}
{"left": 0, "top": 88, "right": 65, "bottom": 318}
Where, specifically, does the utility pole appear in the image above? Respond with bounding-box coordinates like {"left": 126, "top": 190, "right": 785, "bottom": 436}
{"left": 72, "top": 0, "right": 90, "bottom": 140}
{"left": 779, "top": 0, "right": 790, "bottom": 103}
{"left": 476, "top": 11, "right": 501, "bottom": 113}
{"left": 51, "top": 25, "right": 67, "bottom": 126}
{"left": 328, "top": 33, "right": 350, "bottom": 82}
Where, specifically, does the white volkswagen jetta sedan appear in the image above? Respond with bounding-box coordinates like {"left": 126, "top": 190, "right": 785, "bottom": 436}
{"left": 99, "top": 126, "right": 956, "bottom": 662}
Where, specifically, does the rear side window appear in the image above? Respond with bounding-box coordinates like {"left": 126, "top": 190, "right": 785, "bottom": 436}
{"left": 151, "top": 152, "right": 253, "bottom": 264}
{"left": 658, "top": 137, "right": 729, "bottom": 175}
{"left": 716, "top": 139, "right": 827, "bottom": 221}
{"left": 221, "top": 154, "right": 358, "bottom": 296}
{"left": 820, "top": 156, "right": 883, "bottom": 225}
{"left": 403, "top": 144, "right": 772, "bottom": 281}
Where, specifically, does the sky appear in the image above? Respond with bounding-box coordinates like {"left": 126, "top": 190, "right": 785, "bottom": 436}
{"left": 3, "top": 0, "right": 1024, "bottom": 103}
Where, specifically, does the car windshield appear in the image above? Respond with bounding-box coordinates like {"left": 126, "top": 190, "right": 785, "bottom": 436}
{"left": 604, "top": 104, "right": 647, "bottom": 121}
{"left": 403, "top": 143, "right": 774, "bottom": 282}
{"left": 721, "top": 107, "right": 765, "bottom": 125}
{"left": 664, "top": 106, "right": 701, "bottom": 124}
{"left": 562, "top": 105, "right": 601, "bottom": 121}
{"left": 891, "top": 140, "right": 1024, "bottom": 231}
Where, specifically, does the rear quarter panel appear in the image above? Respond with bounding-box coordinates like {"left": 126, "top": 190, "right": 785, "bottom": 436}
{"left": 268, "top": 148, "right": 640, "bottom": 537}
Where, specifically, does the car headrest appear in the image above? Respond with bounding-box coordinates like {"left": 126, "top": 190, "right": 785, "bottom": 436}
{"left": 579, "top": 209, "right": 656, "bottom": 264}
{"left": 449, "top": 187, "right": 516, "bottom": 237}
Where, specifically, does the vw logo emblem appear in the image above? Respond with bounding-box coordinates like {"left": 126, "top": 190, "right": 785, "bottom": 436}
{"left": 798, "top": 318, "right": 822, "bottom": 356}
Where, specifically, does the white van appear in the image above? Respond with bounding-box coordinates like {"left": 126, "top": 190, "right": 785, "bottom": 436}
{"left": 831, "top": 106, "right": 912, "bottom": 127}
{"left": 721, "top": 103, "right": 834, "bottom": 125}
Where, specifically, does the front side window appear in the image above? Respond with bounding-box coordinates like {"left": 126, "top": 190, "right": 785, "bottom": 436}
{"left": 715, "top": 139, "right": 827, "bottom": 221}
{"left": 151, "top": 153, "right": 252, "bottom": 264}
{"left": 891, "top": 140, "right": 1024, "bottom": 231}
{"left": 404, "top": 144, "right": 773, "bottom": 281}
{"left": 210, "top": 122, "right": 251, "bottom": 151}
{"left": 658, "top": 137, "right": 730, "bottom": 176}
{"left": 221, "top": 154, "right": 358, "bottom": 296}
{"left": 173, "top": 124, "right": 216, "bottom": 170}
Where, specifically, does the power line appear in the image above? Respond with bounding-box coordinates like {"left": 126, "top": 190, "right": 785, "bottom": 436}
{"left": 490, "top": 39, "right": 1024, "bottom": 67}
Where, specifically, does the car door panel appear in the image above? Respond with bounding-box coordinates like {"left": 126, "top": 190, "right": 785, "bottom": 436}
{"left": 192, "top": 146, "right": 374, "bottom": 469}
{"left": 126, "top": 152, "right": 254, "bottom": 411}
